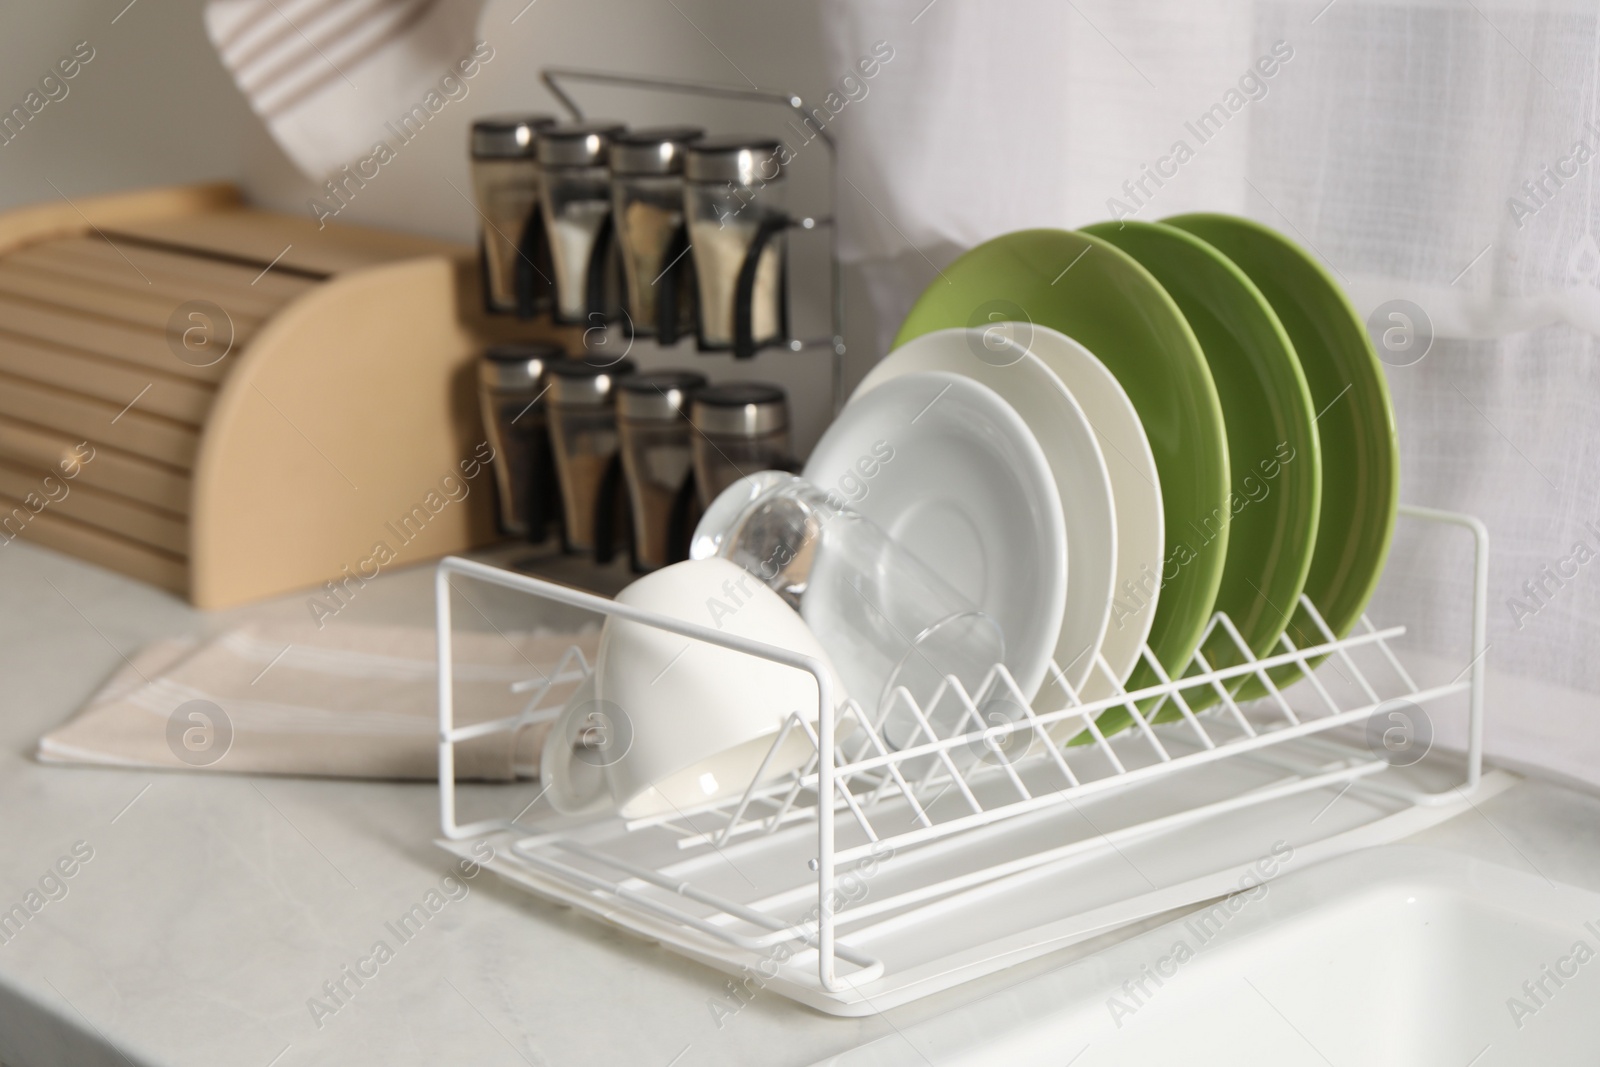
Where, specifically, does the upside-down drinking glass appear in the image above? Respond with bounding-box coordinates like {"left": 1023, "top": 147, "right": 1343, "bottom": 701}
{"left": 691, "top": 472, "right": 1005, "bottom": 749}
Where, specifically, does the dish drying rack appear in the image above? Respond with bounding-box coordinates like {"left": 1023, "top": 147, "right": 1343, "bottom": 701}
{"left": 435, "top": 505, "right": 1504, "bottom": 1015}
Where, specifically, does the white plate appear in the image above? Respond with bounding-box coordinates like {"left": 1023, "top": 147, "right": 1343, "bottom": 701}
{"left": 856, "top": 328, "right": 1118, "bottom": 698}
{"left": 1017, "top": 325, "right": 1164, "bottom": 700}
{"left": 802, "top": 371, "right": 1066, "bottom": 703}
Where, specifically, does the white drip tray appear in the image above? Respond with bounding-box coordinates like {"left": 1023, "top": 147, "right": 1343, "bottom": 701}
{"left": 815, "top": 843, "right": 1600, "bottom": 1065}
{"left": 443, "top": 750, "right": 1516, "bottom": 1015}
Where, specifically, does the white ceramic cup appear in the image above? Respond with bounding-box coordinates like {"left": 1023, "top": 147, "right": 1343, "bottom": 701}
{"left": 543, "top": 557, "right": 846, "bottom": 818}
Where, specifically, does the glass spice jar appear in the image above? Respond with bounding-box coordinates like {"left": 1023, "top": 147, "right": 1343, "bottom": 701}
{"left": 546, "top": 358, "right": 637, "bottom": 555}
{"left": 470, "top": 113, "right": 557, "bottom": 317}
{"left": 609, "top": 126, "right": 704, "bottom": 341}
{"left": 477, "top": 342, "right": 565, "bottom": 541}
{"left": 617, "top": 370, "right": 707, "bottom": 570}
{"left": 684, "top": 136, "right": 789, "bottom": 358}
{"left": 690, "top": 382, "right": 792, "bottom": 510}
{"left": 537, "top": 121, "right": 626, "bottom": 325}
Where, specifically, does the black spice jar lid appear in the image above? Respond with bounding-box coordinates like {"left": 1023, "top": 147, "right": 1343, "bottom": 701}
{"left": 691, "top": 382, "right": 788, "bottom": 435}
{"left": 537, "top": 121, "right": 627, "bottom": 168}
{"left": 479, "top": 342, "right": 565, "bottom": 392}
{"left": 685, "top": 135, "right": 786, "bottom": 185}
{"left": 471, "top": 114, "right": 557, "bottom": 159}
{"left": 610, "top": 126, "right": 706, "bottom": 177}
{"left": 546, "top": 357, "right": 638, "bottom": 406}
{"left": 617, "top": 370, "right": 708, "bottom": 421}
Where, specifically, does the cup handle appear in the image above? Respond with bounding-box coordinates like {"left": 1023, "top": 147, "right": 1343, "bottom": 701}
{"left": 585, "top": 209, "right": 617, "bottom": 323}
{"left": 540, "top": 674, "right": 614, "bottom": 815}
{"left": 477, "top": 236, "right": 495, "bottom": 316}
{"left": 656, "top": 221, "right": 692, "bottom": 345}
{"left": 515, "top": 207, "right": 551, "bottom": 320}
{"left": 524, "top": 422, "right": 558, "bottom": 545}
{"left": 664, "top": 467, "right": 699, "bottom": 564}
{"left": 591, "top": 451, "right": 631, "bottom": 567}
{"left": 733, "top": 213, "right": 791, "bottom": 360}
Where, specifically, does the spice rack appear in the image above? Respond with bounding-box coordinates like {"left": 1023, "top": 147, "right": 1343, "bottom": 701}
{"left": 540, "top": 67, "right": 848, "bottom": 412}
{"left": 433, "top": 504, "right": 1510, "bottom": 1015}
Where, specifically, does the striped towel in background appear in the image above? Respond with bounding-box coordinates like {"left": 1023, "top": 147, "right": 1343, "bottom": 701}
{"left": 204, "top": 0, "right": 489, "bottom": 179}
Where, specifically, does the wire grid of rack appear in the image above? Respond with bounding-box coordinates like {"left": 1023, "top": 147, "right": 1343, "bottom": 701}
{"left": 435, "top": 504, "right": 1491, "bottom": 1012}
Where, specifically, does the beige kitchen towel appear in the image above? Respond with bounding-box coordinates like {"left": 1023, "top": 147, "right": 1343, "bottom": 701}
{"left": 37, "top": 623, "right": 596, "bottom": 780}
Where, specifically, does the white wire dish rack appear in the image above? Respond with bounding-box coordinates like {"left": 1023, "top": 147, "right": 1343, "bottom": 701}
{"left": 435, "top": 504, "right": 1510, "bottom": 1015}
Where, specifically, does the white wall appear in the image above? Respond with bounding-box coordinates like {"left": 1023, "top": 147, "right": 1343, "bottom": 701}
{"left": 0, "top": 1, "right": 264, "bottom": 206}
{"left": 0, "top": 0, "right": 874, "bottom": 452}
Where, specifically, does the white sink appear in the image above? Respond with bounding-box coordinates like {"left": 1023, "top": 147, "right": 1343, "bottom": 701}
{"left": 817, "top": 846, "right": 1600, "bottom": 1066}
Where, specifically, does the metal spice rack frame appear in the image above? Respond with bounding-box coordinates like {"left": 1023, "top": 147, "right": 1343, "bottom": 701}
{"left": 434, "top": 504, "right": 1493, "bottom": 1013}
{"left": 541, "top": 67, "right": 848, "bottom": 411}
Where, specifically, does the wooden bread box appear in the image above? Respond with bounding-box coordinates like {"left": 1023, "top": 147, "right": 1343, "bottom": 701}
{"left": 0, "top": 181, "right": 571, "bottom": 608}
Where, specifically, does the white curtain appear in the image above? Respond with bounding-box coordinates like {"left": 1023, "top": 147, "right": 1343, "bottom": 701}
{"left": 823, "top": 0, "right": 1600, "bottom": 786}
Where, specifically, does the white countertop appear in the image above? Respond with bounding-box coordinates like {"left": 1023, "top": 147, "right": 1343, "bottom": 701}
{"left": 3, "top": 540, "right": 1600, "bottom": 1067}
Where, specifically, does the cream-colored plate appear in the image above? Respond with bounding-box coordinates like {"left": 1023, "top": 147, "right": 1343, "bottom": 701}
{"left": 1018, "top": 325, "right": 1163, "bottom": 701}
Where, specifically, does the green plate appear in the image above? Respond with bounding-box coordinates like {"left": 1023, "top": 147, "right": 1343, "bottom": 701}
{"left": 1164, "top": 213, "right": 1399, "bottom": 696}
{"left": 893, "top": 229, "right": 1229, "bottom": 727}
{"left": 1084, "top": 221, "right": 1322, "bottom": 714}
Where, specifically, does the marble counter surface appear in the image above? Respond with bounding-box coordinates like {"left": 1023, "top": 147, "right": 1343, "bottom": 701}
{"left": 1, "top": 541, "right": 1598, "bottom": 1067}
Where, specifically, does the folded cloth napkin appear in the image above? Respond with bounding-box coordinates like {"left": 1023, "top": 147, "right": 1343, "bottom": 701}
{"left": 204, "top": 0, "right": 490, "bottom": 179}
{"left": 37, "top": 622, "right": 595, "bottom": 781}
